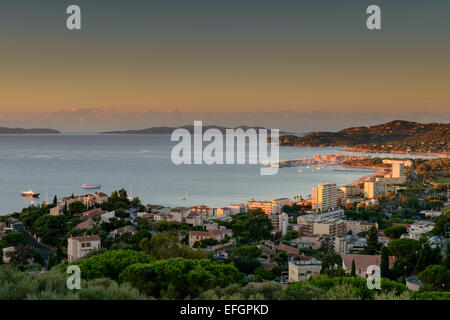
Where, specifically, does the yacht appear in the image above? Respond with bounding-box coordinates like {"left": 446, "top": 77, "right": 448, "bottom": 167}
{"left": 22, "top": 190, "right": 40, "bottom": 198}
{"left": 82, "top": 184, "right": 101, "bottom": 189}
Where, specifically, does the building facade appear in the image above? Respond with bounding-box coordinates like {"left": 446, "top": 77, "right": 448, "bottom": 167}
{"left": 312, "top": 183, "right": 338, "bottom": 212}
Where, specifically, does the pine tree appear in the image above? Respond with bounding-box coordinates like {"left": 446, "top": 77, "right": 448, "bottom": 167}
{"left": 53, "top": 195, "right": 57, "bottom": 205}
{"left": 351, "top": 260, "right": 356, "bottom": 276}
{"left": 416, "top": 243, "right": 442, "bottom": 273}
{"left": 363, "top": 226, "right": 382, "bottom": 255}
{"left": 380, "top": 246, "right": 390, "bottom": 278}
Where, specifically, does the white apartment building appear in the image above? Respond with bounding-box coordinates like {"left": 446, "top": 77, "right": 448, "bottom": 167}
{"left": 279, "top": 213, "right": 289, "bottom": 237}
{"left": 312, "top": 183, "right": 338, "bottom": 212}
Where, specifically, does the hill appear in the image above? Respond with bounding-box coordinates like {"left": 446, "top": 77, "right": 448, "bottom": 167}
{"left": 0, "top": 127, "right": 60, "bottom": 134}
{"left": 100, "top": 125, "right": 291, "bottom": 135}
{"left": 276, "top": 120, "right": 449, "bottom": 155}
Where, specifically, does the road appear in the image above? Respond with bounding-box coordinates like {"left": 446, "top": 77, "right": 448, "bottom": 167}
{"left": 13, "top": 223, "right": 52, "bottom": 267}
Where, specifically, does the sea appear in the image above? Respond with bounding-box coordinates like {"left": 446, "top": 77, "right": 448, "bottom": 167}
{"left": 0, "top": 134, "right": 438, "bottom": 215}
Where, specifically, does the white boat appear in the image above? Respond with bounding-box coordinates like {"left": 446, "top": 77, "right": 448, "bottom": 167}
{"left": 82, "top": 184, "right": 101, "bottom": 189}
{"left": 22, "top": 190, "right": 40, "bottom": 198}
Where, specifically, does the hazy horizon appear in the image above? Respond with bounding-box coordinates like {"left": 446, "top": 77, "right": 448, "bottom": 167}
{"left": 1, "top": 111, "right": 449, "bottom": 133}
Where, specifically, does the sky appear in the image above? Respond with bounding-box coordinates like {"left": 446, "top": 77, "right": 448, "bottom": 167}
{"left": 0, "top": 0, "right": 449, "bottom": 132}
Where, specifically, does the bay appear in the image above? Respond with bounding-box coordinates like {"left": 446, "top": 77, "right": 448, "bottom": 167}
{"left": 0, "top": 134, "right": 437, "bottom": 214}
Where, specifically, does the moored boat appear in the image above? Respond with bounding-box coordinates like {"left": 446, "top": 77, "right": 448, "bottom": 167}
{"left": 82, "top": 184, "right": 101, "bottom": 189}
{"left": 22, "top": 190, "right": 40, "bottom": 198}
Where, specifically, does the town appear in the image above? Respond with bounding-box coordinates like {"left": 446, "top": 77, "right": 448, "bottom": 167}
{"left": 0, "top": 156, "right": 449, "bottom": 300}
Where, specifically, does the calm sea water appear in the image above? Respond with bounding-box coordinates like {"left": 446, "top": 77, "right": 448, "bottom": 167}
{"left": 0, "top": 134, "right": 437, "bottom": 214}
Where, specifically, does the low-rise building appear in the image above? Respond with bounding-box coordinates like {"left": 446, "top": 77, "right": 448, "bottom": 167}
{"left": 75, "top": 219, "right": 95, "bottom": 230}
{"left": 291, "top": 235, "right": 324, "bottom": 250}
{"left": 112, "top": 225, "right": 137, "bottom": 237}
{"left": 406, "top": 277, "right": 423, "bottom": 291}
{"left": 404, "top": 221, "right": 435, "bottom": 240}
{"left": 188, "top": 230, "right": 226, "bottom": 247}
{"left": 341, "top": 253, "right": 395, "bottom": 278}
{"left": 420, "top": 210, "right": 443, "bottom": 218}
{"left": 185, "top": 212, "right": 204, "bottom": 226}
{"left": 67, "top": 235, "right": 101, "bottom": 262}
{"left": 288, "top": 257, "right": 322, "bottom": 282}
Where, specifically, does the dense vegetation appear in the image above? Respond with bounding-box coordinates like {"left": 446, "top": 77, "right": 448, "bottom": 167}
{"left": 277, "top": 120, "right": 449, "bottom": 154}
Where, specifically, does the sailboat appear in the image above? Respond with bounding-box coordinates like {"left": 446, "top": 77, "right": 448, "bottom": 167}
{"left": 127, "top": 185, "right": 134, "bottom": 201}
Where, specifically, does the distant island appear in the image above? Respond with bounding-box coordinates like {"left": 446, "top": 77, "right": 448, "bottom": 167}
{"left": 100, "top": 125, "right": 292, "bottom": 135}
{"left": 273, "top": 120, "right": 449, "bottom": 156}
{"left": 0, "top": 127, "right": 60, "bottom": 134}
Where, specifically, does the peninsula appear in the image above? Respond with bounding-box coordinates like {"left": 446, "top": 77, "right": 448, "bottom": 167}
{"left": 0, "top": 127, "right": 60, "bottom": 134}
{"left": 274, "top": 120, "right": 449, "bottom": 155}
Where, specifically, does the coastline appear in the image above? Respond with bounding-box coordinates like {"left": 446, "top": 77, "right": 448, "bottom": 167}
{"left": 343, "top": 147, "right": 448, "bottom": 158}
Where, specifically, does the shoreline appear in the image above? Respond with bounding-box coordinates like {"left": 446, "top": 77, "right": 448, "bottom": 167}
{"left": 343, "top": 147, "right": 448, "bottom": 158}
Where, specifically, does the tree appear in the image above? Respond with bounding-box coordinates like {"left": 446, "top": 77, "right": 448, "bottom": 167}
{"left": 52, "top": 195, "right": 58, "bottom": 206}
{"left": 114, "top": 208, "right": 130, "bottom": 219}
{"left": 418, "top": 265, "right": 450, "bottom": 291}
{"left": 285, "top": 230, "right": 299, "bottom": 240}
{"left": 47, "top": 244, "right": 64, "bottom": 270}
{"left": 363, "top": 226, "right": 382, "bottom": 255}
{"left": 232, "top": 245, "right": 262, "bottom": 259}
{"left": 0, "top": 232, "right": 26, "bottom": 247}
{"left": 383, "top": 226, "right": 407, "bottom": 239}
{"left": 68, "top": 201, "right": 86, "bottom": 216}
{"left": 321, "top": 251, "right": 342, "bottom": 275}
{"left": 193, "top": 238, "right": 219, "bottom": 249}
{"left": 443, "top": 240, "right": 450, "bottom": 269}
{"left": 431, "top": 213, "right": 450, "bottom": 236}
{"left": 351, "top": 260, "right": 356, "bottom": 276}
{"left": 380, "top": 246, "right": 390, "bottom": 278}
{"left": 228, "top": 209, "right": 273, "bottom": 244}
{"left": 31, "top": 214, "right": 68, "bottom": 246}
{"left": 7, "top": 245, "right": 43, "bottom": 271}
{"left": 68, "top": 249, "right": 153, "bottom": 280}
{"left": 139, "top": 232, "right": 205, "bottom": 260}
{"left": 416, "top": 243, "right": 442, "bottom": 273}
{"left": 232, "top": 256, "right": 261, "bottom": 274}
{"left": 387, "top": 238, "right": 421, "bottom": 260}
{"left": 119, "top": 258, "right": 244, "bottom": 299}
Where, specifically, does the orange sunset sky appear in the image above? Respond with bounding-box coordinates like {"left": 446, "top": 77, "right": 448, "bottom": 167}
{"left": 0, "top": 0, "right": 449, "bottom": 132}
